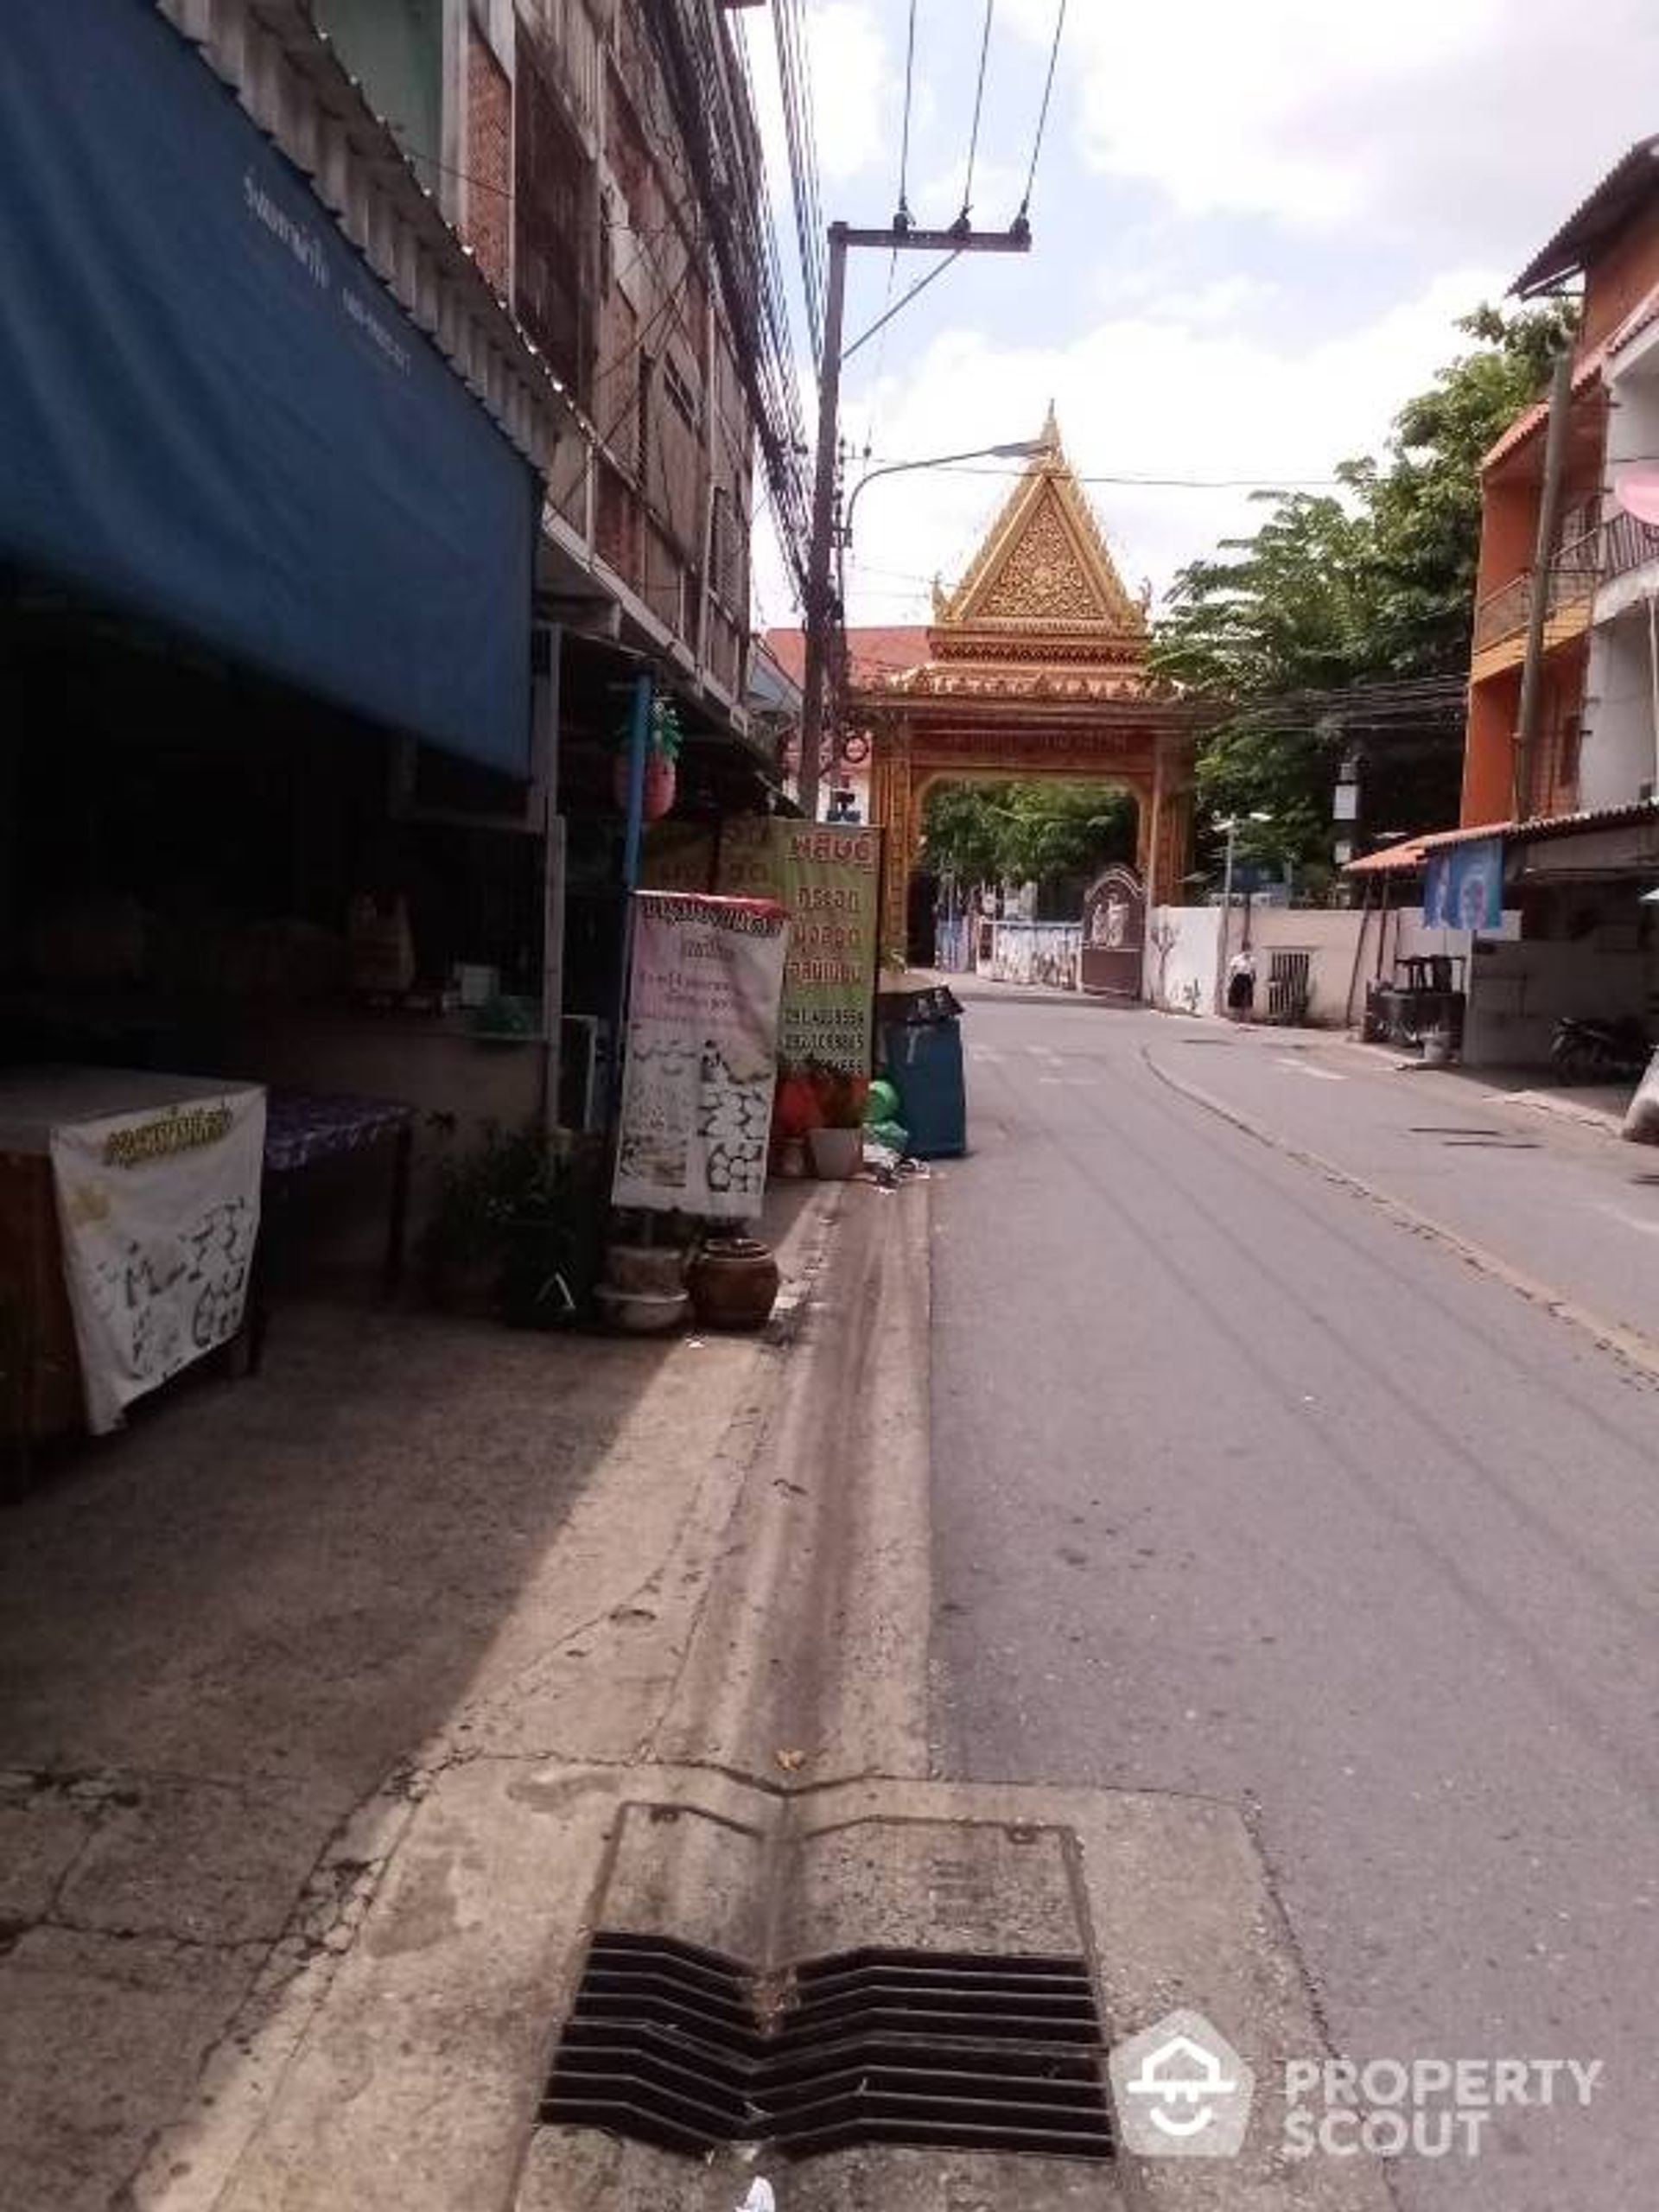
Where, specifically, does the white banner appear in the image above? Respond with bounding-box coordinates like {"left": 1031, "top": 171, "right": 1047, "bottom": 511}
{"left": 48, "top": 1084, "right": 266, "bottom": 1432}
{"left": 613, "top": 893, "right": 787, "bottom": 1218}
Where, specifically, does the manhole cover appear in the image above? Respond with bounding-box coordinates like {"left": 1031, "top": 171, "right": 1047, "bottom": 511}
{"left": 538, "top": 1808, "right": 1113, "bottom": 2166}
{"left": 542, "top": 1934, "right": 1112, "bottom": 2161}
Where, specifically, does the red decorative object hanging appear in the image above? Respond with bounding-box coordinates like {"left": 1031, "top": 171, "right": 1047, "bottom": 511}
{"left": 613, "top": 748, "right": 677, "bottom": 821}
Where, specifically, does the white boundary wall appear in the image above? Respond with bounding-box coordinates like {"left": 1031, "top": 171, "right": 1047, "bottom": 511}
{"left": 1145, "top": 906, "right": 1223, "bottom": 1014}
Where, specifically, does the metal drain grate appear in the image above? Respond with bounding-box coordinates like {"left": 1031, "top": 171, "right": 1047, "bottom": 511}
{"left": 541, "top": 1932, "right": 1113, "bottom": 2162}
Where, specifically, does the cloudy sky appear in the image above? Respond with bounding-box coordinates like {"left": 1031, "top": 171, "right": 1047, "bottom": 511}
{"left": 743, "top": 0, "right": 1659, "bottom": 635}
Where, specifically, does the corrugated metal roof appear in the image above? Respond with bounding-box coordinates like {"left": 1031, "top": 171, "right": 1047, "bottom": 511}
{"left": 1492, "top": 796, "right": 1659, "bottom": 848}
{"left": 1514, "top": 136, "right": 1659, "bottom": 296}
{"left": 159, "top": 0, "right": 576, "bottom": 480}
{"left": 1344, "top": 839, "right": 1431, "bottom": 875}
{"left": 1606, "top": 276, "right": 1659, "bottom": 368}
{"left": 1344, "top": 800, "right": 1659, "bottom": 874}
{"left": 1418, "top": 817, "right": 1515, "bottom": 850}
{"left": 1480, "top": 343, "right": 1607, "bottom": 474}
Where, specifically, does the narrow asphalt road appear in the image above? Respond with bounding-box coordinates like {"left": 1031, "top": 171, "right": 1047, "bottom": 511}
{"left": 929, "top": 994, "right": 1659, "bottom": 2210}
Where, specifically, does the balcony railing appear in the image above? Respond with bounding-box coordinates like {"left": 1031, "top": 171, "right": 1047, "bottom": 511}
{"left": 1471, "top": 527, "right": 1602, "bottom": 654}
{"left": 1474, "top": 512, "right": 1659, "bottom": 656}
{"left": 1600, "top": 506, "right": 1659, "bottom": 586}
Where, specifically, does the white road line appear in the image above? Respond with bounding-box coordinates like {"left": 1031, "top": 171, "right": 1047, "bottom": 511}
{"left": 1592, "top": 1199, "right": 1659, "bottom": 1239}
{"left": 1275, "top": 1057, "right": 1346, "bottom": 1082}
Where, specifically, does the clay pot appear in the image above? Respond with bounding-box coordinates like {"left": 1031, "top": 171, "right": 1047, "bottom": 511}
{"left": 613, "top": 750, "right": 677, "bottom": 823}
{"left": 687, "top": 1237, "right": 781, "bottom": 1332}
{"left": 807, "top": 1125, "right": 861, "bottom": 1180}
{"left": 594, "top": 1284, "right": 690, "bottom": 1334}
{"left": 601, "top": 1243, "right": 686, "bottom": 1297}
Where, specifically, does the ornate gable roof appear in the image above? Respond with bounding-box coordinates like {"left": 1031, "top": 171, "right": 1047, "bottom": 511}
{"left": 931, "top": 410, "right": 1148, "bottom": 657}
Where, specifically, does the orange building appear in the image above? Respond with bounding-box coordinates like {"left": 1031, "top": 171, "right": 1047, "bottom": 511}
{"left": 1351, "top": 139, "right": 1659, "bottom": 1069}
{"left": 1462, "top": 138, "right": 1659, "bottom": 827}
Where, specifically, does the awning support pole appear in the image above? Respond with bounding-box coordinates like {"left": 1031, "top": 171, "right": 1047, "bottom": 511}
{"left": 535, "top": 622, "right": 564, "bottom": 1142}
{"left": 609, "top": 669, "right": 655, "bottom": 1128}
{"left": 1343, "top": 875, "right": 1374, "bottom": 1031}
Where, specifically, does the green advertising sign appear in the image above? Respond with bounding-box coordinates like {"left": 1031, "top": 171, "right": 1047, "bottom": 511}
{"left": 719, "top": 820, "right": 882, "bottom": 1072}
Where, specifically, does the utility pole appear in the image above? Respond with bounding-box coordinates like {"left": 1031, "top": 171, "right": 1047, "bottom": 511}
{"left": 1213, "top": 811, "right": 1270, "bottom": 1014}
{"left": 797, "top": 220, "right": 1031, "bottom": 823}
{"left": 1513, "top": 349, "right": 1574, "bottom": 824}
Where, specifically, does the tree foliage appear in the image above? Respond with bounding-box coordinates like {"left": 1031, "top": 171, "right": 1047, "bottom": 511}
{"left": 920, "top": 781, "right": 1136, "bottom": 888}
{"left": 1152, "top": 299, "right": 1579, "bottom": 868}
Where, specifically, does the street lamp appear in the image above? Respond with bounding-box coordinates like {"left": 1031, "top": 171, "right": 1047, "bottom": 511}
{"left": 1214, "top": 810, "right": 1272, "bottom": 1014}
{"left": 841, "top": 438, "right": 1047, "bottom": 550}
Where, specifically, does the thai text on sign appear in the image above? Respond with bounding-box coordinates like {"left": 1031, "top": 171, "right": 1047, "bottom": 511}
{"left": 613, "top": 892, "right": 788, "bottom": 1218}
{"left": 718, "top": 821, "right": 882, "bottom": 1073}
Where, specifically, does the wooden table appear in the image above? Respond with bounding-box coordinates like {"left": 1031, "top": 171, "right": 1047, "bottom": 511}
{"left": 248, "top": 1090, "right": 416, "bottom": 1371}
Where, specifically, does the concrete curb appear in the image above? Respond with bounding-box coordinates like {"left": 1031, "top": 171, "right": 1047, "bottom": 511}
{"left": 1321, "top": 1035, "right": 1632, "bottom": 1140}
{"left": 651, "top": 1177, "right": 934, "bottom": 1784}
{"left": 1141, "top": 1040, "right": 1659, "bottom": 1390}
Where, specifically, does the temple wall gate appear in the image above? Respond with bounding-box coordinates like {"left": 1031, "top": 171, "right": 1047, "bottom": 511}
{"left": 849, "top": 417, "right": 1195, "bottom": 973}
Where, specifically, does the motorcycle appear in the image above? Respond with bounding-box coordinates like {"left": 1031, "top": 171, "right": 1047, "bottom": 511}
{"left": 1549, "top": 1014, "right": 1649, "bottom": 1084}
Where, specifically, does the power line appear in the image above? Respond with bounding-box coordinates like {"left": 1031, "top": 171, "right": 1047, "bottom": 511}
{"left": 896, "top": 0, "right": 918, "bottom": 228}
{"left": 640, "top": 0, "right": 813, "bottom": 592}
{"left": 842, "top": 250, "right": 962, "bottom": 364}
{"left": 1017, "top": 0, "right": 1067, "bottom": 219}
{"left": 861, "top": 455, "right": 1351, "bottom": 490}
{"left": 959, "top": 0, "right": 995, "bottom": 220}
{"left": 772, "top": 0, "right": 827, "bottom": 371}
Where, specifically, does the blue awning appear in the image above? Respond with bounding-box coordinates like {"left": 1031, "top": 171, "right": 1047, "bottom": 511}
{"left": 0, "top": 0, "right": 537, "bottom": 774}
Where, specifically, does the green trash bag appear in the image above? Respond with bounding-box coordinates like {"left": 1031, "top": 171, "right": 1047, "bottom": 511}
{"left": 865, "top": 1078, "right": 902, "bottom": 1126}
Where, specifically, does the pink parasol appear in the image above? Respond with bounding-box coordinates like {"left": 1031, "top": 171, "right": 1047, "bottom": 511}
{"left": 1614, "top": 465, "right": 1659, "bottom": 527}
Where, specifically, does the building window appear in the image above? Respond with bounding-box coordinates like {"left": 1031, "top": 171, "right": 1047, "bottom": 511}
{"left": 662, "top": 353, "right": 701, "bottom": 434}
{"left": 636, "top": 355, "right": 652, "bottom": 493}
{"left": 709, "top": 485, "right": 740, "bottom": 607}
{"left": 513, "top": 27, "right": 591, "bottom": 399}
{"left": 1555, "top": 716, "right": 1582, "bottom": 803}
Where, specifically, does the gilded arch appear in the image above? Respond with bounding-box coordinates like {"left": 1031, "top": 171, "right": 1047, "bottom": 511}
{"left": 850, "top": 413, "right": 1196, "bottom": 963}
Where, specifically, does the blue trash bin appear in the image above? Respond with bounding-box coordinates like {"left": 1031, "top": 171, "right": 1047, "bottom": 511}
{"left": 882, "top": 1016, "right": 966, "bottom": 1158}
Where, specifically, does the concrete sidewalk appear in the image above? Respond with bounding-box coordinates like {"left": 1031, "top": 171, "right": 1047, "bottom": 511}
{"left": 1141, "top": 1019, "right": 1659, "bottom": 1369}
{"left": 0, "top": 1185, "right": 841, "bottom": 2212}
{"left": 4, "top": 1152, "right": 1389, "bottom": 2212}
{"left": 1330, "top": 1034, "right": 1636, "bottom": 1137}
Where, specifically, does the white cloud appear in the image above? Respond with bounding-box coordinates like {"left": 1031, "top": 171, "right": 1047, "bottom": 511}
{"left": 1093, "top": 269, "right": 1281, "bottom": 327}
{"left": 750, "top": 0, "right": 1659, "bottom": 638}
{"left": 914, "top": 156, "right": 1029, "bottom": 232}
{"left": 1003, "top": 0, "right": 1659, "bottom": 248}
{"left": 817, "top": 264, "right": 1506, "bottom": 626}
{"left": 804, "top": 2, "right": 893, "bottom": 184}
{"left": 741, "top": 3, "right": 892, "bottom": 217}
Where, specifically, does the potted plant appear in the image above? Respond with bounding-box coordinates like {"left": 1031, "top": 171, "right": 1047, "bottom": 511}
{"left": 496, "top": 1132, "right": 607, "bottom": 1329}
{"left": 803, "top": 1062, "right": 868, "bottom": 1179}
{"left": 612, "top": 696, "right": 684, "bottom": 823}
{"left": 771, "top": 1064, "right": 823, "bottom": 1179}
{"left": 421, "top": 1122, "right": 603, "bottom": 1325}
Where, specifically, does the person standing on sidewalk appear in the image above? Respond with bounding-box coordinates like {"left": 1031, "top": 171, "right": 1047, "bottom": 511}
{"left": 1226, "top": 945, "right": 1257, "bottom": 1020}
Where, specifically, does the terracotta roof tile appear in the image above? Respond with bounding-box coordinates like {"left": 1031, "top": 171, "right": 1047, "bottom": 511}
{"left": 764, "top": 625, "right": 931, "bottom": 690}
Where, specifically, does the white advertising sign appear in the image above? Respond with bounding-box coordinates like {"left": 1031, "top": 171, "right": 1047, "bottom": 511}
{"left": 613, "top": 893, "right": 787, "bottom": 1218}
{"left": 48, "top": 1084, "right": 266, "bottom": 1432}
